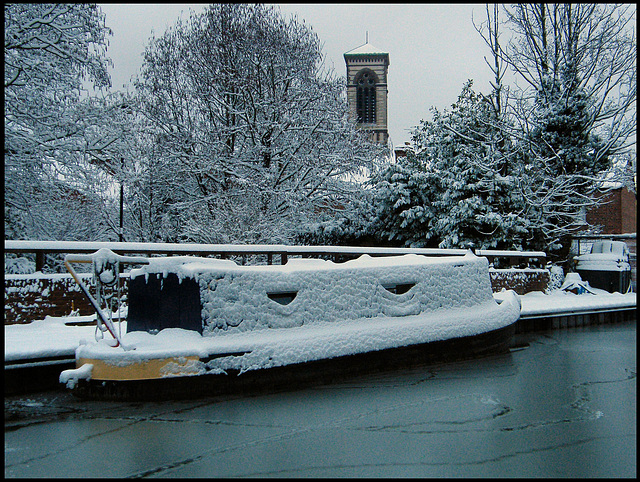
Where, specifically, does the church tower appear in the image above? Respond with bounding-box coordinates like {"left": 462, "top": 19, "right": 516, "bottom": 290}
{"left": 344, "top": 40, "right": 389, "bottom": 145}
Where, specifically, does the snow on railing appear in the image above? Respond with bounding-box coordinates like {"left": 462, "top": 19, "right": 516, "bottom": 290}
{"left": 5, "top": 239, "right": 547, "bottom": 272}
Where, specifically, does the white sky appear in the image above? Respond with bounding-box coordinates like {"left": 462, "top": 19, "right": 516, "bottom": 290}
{"left": 98, "top": 3, "right": 503, "bottom": 147}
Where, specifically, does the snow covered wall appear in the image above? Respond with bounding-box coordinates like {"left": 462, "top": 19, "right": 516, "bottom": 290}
{"left": 4, "top": 273, "right": 95, "bottom": 324}
{"left": 489, "top": 268, "right": 550, "bottom": 295}
{"left": 128, "top": 252, "right": 497, "bottom": 335}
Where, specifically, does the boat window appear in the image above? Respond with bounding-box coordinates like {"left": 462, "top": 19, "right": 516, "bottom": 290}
{"left": 382, "top": 283, "right": 415, "bottom": 295}
{"left": 267, "top": 291, "right": 298, "bottom": 305}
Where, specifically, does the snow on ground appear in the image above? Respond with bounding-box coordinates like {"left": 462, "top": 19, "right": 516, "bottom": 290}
{"left": 4, "top": 313, "right": 126, "bottom": 362}
{"left": 5, "top": 287, "right": 635, "bottom": 365}
{"left": 495, "top": 287, "right": 635, "bottom": 316}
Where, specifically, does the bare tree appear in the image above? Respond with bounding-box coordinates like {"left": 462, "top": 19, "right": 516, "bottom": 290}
{"left": 474, "top": 3, "right": 636, "bottom": 256}
{"left": 502, "top": 4, "right": 636, "bottom": 160}
{"left": 4, "top": 4, "right": 112, "bottom": 241}
{"left": 134, "top": 4, "right": 384, "bottom": 244}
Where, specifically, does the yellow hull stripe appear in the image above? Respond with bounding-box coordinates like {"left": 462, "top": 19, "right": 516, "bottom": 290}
{"left": 78, "top": 356, "right": 201, "bottom": 381}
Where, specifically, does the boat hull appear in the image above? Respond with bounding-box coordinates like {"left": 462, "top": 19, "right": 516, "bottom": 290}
{"left": 70, "top": 320, "right": 517, "bottom": 401}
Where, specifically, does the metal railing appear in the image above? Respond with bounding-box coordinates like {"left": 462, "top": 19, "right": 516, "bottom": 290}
{"left": 64, "top": 251, "right": 149, "bottom": 349}
{"left": 5, "top": 240, "right": 547, "bottom": 272}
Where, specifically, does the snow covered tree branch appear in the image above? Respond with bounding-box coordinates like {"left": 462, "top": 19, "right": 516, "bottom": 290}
{"left": 4, "top": 4, "right": 113, "bottom": 242}
{"left": 472, "top": 3, "right": 636, "bottom": 259}
{"left": 132, "top": 4, "right": 384, "bottom": 244}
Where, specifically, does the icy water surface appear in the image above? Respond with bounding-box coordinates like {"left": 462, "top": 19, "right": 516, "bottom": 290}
{"left": 5, "top": 322, "right": 636, "bottom": 478}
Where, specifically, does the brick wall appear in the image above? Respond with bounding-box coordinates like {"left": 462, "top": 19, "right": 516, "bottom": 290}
{"left": 587, "top": 186, "right": 637, "bottom": 234}
{"left": 5, "top": 269, "right": 549, "bottom": 324}
{"left": 489, "top": 268, "right": 551, "bottom": 295}
{"left": 4, "top": 273, "right": 130, "bottom": 325}
{"left": 621, "top": 188, "right": 637, "bottom": 234}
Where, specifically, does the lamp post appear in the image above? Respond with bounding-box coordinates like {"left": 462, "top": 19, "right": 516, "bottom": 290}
{"left": 119, "top": 157, "right": 124, "bottom": 242}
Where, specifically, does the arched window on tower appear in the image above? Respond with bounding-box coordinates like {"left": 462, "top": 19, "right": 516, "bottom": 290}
{"left": 355, "top": 70, "right": 377, "bottom": 124}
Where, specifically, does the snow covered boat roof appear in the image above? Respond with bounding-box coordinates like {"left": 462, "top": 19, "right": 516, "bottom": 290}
{"left": 60, "top": 251, "right": 522, "bottom": 389}
{"left": 126, "top": 252, "right": 502, "bottom": 334}
{"left": 129, "top": 252, "right": 477, "bottom": 278}
{"left": 575, "top": 240, "right": 630, "bottom": 271}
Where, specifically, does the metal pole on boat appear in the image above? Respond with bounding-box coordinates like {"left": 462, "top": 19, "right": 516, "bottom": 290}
{"left": 64, "top": 255, "right": 125, "bottom": 348}
{"left": 64, "top": 251, "right": 148, "bottom": 350}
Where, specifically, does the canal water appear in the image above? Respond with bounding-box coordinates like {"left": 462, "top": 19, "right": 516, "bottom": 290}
{"left": 5, "top": 322, "right": 636, "bottom": 478}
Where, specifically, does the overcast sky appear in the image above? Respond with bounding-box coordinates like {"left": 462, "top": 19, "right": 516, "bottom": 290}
{"left": 98, "top": 3, "right": 503, "bottom": 147}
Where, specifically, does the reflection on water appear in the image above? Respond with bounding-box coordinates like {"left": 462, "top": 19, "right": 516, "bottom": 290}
{"left": 5, "top": 322, "right": 636, "bottom": 478}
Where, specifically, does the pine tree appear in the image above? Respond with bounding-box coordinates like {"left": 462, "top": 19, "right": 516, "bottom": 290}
{"left": 372, "top": 152, "right": 440, "bottom": 247}
{"left": 373, "top": 81, "right": 530, "bottom": 251}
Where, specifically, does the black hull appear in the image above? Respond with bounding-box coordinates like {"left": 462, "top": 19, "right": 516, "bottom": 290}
{"left": 6, "top": 359, "right": 75, "bottom": 396}
{"left": 72, "top": 321, "right": 517, "bottom": 401}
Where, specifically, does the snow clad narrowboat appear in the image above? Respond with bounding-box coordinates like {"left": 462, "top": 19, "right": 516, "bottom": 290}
{"left": 61, "top": 250, "right": 521, "bottom": 400}
{"left": 575, "top": 240, "right": 632, "bottom": 293}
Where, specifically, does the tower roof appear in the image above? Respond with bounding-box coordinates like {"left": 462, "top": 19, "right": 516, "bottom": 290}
{"left": 344, "top": 42, "right": 388, "bottom": 57}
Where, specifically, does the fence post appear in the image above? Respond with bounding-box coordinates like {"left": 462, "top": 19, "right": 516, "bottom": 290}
{"left": 35, "top": 251, "right": 44, "bottom": 272}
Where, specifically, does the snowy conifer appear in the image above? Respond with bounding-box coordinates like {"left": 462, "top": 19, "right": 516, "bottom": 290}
{"left": 373, "top": 81, "right": 530, "bottom": 251}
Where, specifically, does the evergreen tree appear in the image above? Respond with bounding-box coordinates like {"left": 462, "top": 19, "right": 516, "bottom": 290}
{"left": 478, "top": 3, "right": 636, "bottom": 259}
{"left": 372, "top": 152, "right": 439, "bottom": 248}
{"left": 373, "top": 81, "right": 530, "bottom": 251}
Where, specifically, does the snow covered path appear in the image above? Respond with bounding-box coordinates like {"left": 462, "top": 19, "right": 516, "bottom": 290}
{"left": 498, "top": 288, "right": 636, "bottom": 317}
{"left": 4, "top": 290, "right": 636, "bottom": 364}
